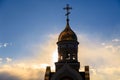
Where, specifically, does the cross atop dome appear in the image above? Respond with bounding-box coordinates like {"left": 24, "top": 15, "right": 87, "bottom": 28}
{"left": 63, "top": 4, "right": 72, "bottom": 23}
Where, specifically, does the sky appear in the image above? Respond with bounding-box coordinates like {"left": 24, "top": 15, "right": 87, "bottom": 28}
{"left": 0, "top": 0, "right": 120, "bottom": 80}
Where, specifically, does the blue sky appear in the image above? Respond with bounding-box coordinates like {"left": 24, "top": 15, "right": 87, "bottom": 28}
{"left": 0, "top": 0, "right": 120, "bottom": 59}
{"left": 0, "top": 0, "right": 120, "bottom": 80}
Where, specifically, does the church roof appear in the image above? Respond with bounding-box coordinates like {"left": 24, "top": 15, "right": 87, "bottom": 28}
{"left": 58, "top": 21, "right": 77, "bottom": 42}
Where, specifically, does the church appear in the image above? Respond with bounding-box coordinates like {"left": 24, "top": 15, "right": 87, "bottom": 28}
{"left": 44, "top": 4, "right": 90, "bottom": 80}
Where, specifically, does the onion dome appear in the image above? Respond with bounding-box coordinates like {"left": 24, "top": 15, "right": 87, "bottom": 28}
{"left": 58, "top": 22, "right": 77, "bottom": 42}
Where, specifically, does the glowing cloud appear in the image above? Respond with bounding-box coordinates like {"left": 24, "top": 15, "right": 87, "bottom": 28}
{"left": 6, "top": 57, "right": 12, "bottom": 63}
{"left": 0, "top": 34, "right": 120, "bottom": 80}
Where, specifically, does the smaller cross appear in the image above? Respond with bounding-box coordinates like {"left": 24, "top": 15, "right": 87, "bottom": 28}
{"left": 63, "top": 4, "right": 72, "bottom": 22}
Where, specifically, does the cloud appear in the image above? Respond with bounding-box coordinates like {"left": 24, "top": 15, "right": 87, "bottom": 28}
{"left": 0, "top": 72, "right": 21, "bottom": 80}
{"left": 29, "top": 34, "right": 58, "bottom": 68}
{"left": 3, "top": 43, "right": 9, "bottom": 47}
{"left": 0, "top": 43, "right": 12, "bottom": 48}
{"left": 103, "top": 40, "right": 120, "bottom": 54}
{"left": 90, "top": 66, "right": 120, "bottom": 80}
{"left": 0, "top": 63, "right": 45, "bottom": 80}
{"left": 6, "top": 57, "right": 12, "bottom": 63}
{"left": 0, "top": 57, "right": 13, "bottom": 64}
{"left": 112, "top": 39, "right": 120, "bottom": 42}
{"left": 0, "top": 58, "right": 2, "bottom": 63}
{"left": 0, "top": 34, "right": 120, "bottom": 80}
{"left": 31, "top": 33, "right": 120, "bottom": 80}
{"left": 101, "top": 43, "right": 105, "bottom": 46}
{"left": 33, "top": 33, "right": 120, "bottom": 80}
{"left": 76, "top": 34, "right": 120, "bottom": 80}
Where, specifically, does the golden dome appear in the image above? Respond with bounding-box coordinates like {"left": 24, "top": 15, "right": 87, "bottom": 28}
{"left": 58, "top": 22, "right": 77, "bottom": 42}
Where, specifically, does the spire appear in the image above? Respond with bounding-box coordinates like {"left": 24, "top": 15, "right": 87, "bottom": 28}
{"left": 58, "top": 4, "right": 77, "bottom": 42}
{"left": 63, "top": 4, "right": 72, "bottom": 24}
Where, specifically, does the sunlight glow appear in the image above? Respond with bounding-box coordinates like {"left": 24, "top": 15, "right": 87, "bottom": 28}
{"left": 40, "top": 64, "right": 49, "bottom": 69}
{"left": 32, "top": 64, "right": 49, "bottom": 69}
{"left": 52, "top": 49, "right": 58, "bottom": 63}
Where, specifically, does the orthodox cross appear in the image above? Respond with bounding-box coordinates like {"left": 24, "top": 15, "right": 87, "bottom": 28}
{"left": 63, "top": 4, "right": 72, "bottom": 22}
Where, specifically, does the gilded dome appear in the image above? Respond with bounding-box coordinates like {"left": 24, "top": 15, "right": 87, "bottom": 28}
{"left": 58, "top": 22, "right": 77, "bottom": 42}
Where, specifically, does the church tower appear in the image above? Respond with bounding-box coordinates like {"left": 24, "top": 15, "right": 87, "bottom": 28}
{"left": 44, "top": 4, "right": 90, "bottom": 80}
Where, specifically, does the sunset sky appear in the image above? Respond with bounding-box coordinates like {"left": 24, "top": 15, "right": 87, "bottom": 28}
{"left": 0, "top": 0, "right": 120, "bottom": 80}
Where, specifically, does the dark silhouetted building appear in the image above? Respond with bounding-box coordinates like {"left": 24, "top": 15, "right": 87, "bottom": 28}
{"left": 44, "top": 4, "right": 90, "bottom": 80}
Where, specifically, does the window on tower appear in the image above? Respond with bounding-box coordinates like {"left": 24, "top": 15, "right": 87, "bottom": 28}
{"left": 66, "top": 53, "right": 70, "bottom": 60}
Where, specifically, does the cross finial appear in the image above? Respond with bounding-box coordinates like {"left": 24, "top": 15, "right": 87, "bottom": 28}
{"left": 63, "top": 4, "right": 72, "bottom": 23}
